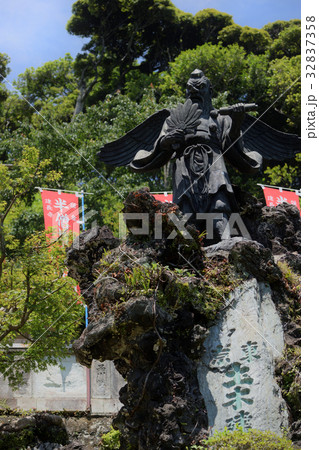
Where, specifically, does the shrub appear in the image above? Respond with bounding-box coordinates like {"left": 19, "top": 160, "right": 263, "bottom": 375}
{"left": 190, "top": 427, "right": 295, "bottom": 449}
{"left": 100, "top": 426, "right": 121, "bottom": 449}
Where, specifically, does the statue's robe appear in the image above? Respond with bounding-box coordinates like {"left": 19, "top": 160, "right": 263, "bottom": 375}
{"left": 131, "top": 112, "right": 262, "bottom": 218}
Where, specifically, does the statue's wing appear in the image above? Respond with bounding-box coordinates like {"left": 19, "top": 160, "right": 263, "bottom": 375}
{"left": 241, "top": 114, "right": 300, "bottom": 161}
{"left": 98, "top": 109, "right": 170, "bottom": 166}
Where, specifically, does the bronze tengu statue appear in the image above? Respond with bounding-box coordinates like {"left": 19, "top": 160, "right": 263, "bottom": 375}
{"left": 99, "top": 69, "right": 300, "bottom": 243}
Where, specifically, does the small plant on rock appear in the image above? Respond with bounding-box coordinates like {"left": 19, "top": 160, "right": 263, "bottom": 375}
{"left": 100, "top": 426, "right": 121, "bottom": 449}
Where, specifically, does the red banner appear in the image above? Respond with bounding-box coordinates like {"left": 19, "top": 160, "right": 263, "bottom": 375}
{"left": 262, "top": 187, "right": 300, "bottom": 213}
{"left": 41, "top": 190, "right": 81, "bottom": 240}
{"left": 153, "top": 193, "right": 173, "bottom": 203}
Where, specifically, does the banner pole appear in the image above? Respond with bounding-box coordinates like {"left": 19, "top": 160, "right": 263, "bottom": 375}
{"left": 81, "top": 191, "right": 86, "bottom": 232}
{"left": 40, "top": 187, "right": 92, "bottom": 409}
{"left": 35, "top": 187, "right": 93, "bottom": 195}
{"left": 257, "top": 183, "right": 301, "bottom": 194}
{"left": 80, "top": 190, "right": 91, "bottom": 412}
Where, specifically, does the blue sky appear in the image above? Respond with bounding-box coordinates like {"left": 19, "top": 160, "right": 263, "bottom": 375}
{"left": 174, "top": 0, "right": 300, "bottom": 26}
{"left": 1, "top": 0, "right": 301, "bottom": 82}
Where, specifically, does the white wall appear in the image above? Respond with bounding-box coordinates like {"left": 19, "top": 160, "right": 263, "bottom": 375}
{"left": 0, "top": 356, "right": 125, "bottom": 413}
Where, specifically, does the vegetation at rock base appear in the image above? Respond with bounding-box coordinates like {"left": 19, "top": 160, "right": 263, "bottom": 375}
{"left": 100, "top": 426, "right": 121, "bottom": 449}
{"left": 275, "top": 261, "right": 301, "bottom": 431}
{"left": 276, "top": 346, "right": 301, "bottom": 416}
{"left": 189, "top": 427, "right": 295, "bottom": 449}
{"left": 0, "top": 417, "right": 69, "bottom": 450}
{"left": 0, "top": 427, "right": 35, "bottom": 450}
{"left": 277, "top": 261, "right": 300, "bottom": 298}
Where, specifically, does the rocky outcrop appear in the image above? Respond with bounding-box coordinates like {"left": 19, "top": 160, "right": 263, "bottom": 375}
{"left": 66, "top": 188, "right": 301, "bottom": 449}
{"left": 234, "top": 186, "right": 301, "bottom": 273}
{"left": 0, "top": 414, "right": 114, "bottom": 450}
{"left": 66, "top": 225, "right": 120, "bottom": 319}
{"left": 70, "top": 240, "right": 209, "bottom": 449}
{"left": 0, "top": 413, "right": 68, "bottom": 450}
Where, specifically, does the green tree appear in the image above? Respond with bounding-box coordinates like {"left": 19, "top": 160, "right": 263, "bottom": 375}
{"left": 239, "top": 26, "right": 271, "bottom": 54}
{"left": 219, "top": 25, "right": 271, "bottom": 55}
{"left": 12, "top": 54, "right": 78, "bottom": 125}
{"left": 14, "top": 54, "right": 75, "bottom": 105}
{"left": 159, "top": 43, "right": 247, "bottom": 102}
{"left": 218, "top": 24, "right": 242, "bottom": 46}
{"left": 193, "top": 8, "right": 233, "bottom": 45}
{"left": 0, "top": 53, "right": 10, "bottom": 81}
{"left": 0, "top": 146, "right": 83, "bottom": 387}
{"left": 71, "top": 51, "right": 104, "bottom": 119}
{"left": 267, "top": 55, "right": 301, "bottom": 132}
{"left": 263, "top": 19, "right": 301, "bottom": 40}
{"left": 66, "top": 0, "right": 189, "bottom": 90}
{"left": 159, "top": 40, "right": 300, "bottom": 130}
{"left": 0, "top": 53, "right": 10, "bottom": 95}
{"left": 242, "top": 53, "right": 270, "bottom": 106}
{"left": 0, "top": 53, "right": 11, "bottom": 136}
{"left": 0, "top": 88, "right": 170, "bottom": 236}
{"left": 0, "top": 91, "right": 36, "bottom": 134}
{"left": 263, "top": 153, "right": 301, "bottom": 190}
{"left": 66, "top": 1, "right": 236, "bottom": 111}
{"left": 268, "top": 25, "right": 301, "bottom": 60}
{"left": 65, "top": 3, "right": 301, "bottom": 115}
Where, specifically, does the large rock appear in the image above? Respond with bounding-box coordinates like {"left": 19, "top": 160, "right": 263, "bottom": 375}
{"left": 234, "top": 187, "right": 301, "bottom": 273}
{"left": 0, "top": 413, "right": 68, "bottom": 449}
{"left": 66, "top": 189, "right": 300, "bottom": 449}
{"left": 198, "top": 278, "right": 288, "bottom": 435}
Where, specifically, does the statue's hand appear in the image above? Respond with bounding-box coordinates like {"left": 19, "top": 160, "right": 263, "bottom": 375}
{"left": 228, "top": 103, "right": 247, "bottom": 141}
{"left": 230, "top": 103, "right": 246, "bottom": 122}
{"left": 160, "top": 129, "right": 185, "bottom": 152}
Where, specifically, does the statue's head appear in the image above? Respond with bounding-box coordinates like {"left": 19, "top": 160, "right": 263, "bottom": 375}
{"left": 186, "top": 69, "right": 212, "bottom": 115}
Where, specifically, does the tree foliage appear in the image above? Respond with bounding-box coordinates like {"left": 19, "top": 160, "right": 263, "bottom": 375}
{"left": 159, "top": 43, "right": 247, "bottom": 102}
{"left": 12, "top": 54, "right": 78, "bottom": 125}
{"left": 0, "top": 230, "right": 83, "bottom": 388}
{"left": 0, "top": 53, "right": 10, "bottom": 80}
{"left": 0, "top": 88, "right": 171, "bottom": 236}
{"left": 268, "top": 25, "right": 301, "bottom": 60}
{"left": 66, "top": 0, "right": 237, "bottom": 104}
{"left": 217, "top": 24, "right": 242, "bottom": 46}
{"left": 219, "top": 25, "right": 271, "bottom": 54}
{"left": 193, "top": 8, "right": 233, "bottom": 45}
{"left": 239, "top": 26, "right": 271, "bottom": 54}
{"left": 0, "top": 53, "right": 10, "bottom": 127}
{"left": 263, "top": 19, "right": 301, "bottom": 40}
{"left": 14, "top": 55, "right": 75, "bottom": 106}
{"left": 67, "top": 0, "right": 190, "bottom": 85}
{"left": 267, "top": 55, "right": 301, "bottom": 132}
{"left": 158, "top": 41, "right": 300, "bottom": 133}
